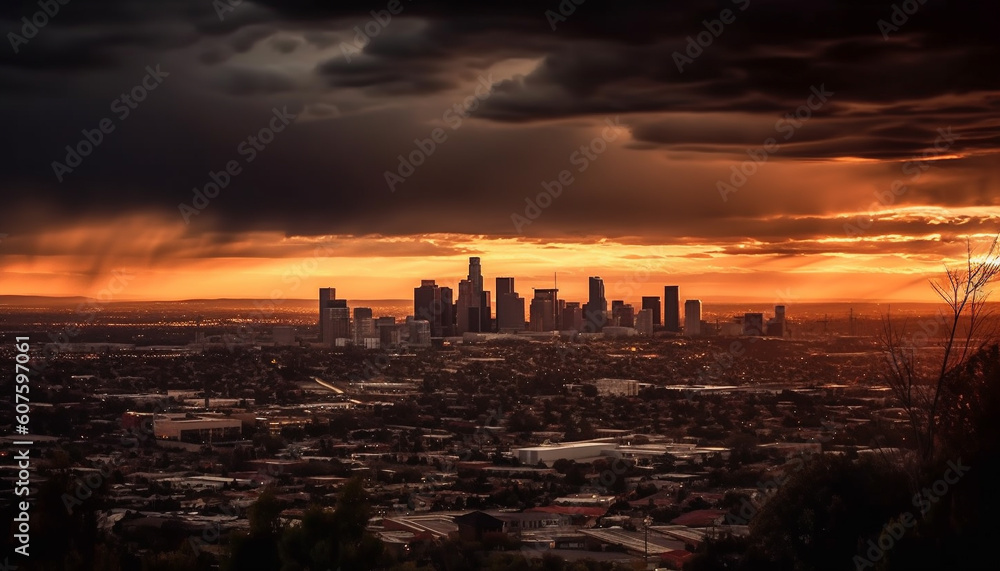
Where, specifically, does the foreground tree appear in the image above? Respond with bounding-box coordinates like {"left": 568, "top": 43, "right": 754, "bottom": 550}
{"left": 880, "top": 235, "right": 999, "bottom": 464}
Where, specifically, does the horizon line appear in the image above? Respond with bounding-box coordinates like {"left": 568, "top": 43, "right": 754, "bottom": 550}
{"left": 0, "top": 294, "right": 959, "bottom": 305}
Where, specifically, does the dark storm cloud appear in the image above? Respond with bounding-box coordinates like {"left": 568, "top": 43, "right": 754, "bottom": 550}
{"left": 1, "top": 0, "right": 999, "bottom": 248}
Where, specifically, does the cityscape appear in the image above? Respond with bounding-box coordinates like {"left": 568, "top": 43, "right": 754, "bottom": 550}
{"left": 2, "top": 1, "right": 1000, "bottom": 571}
{"left": 315, "top": 256, "right": 791, "bottom": 350}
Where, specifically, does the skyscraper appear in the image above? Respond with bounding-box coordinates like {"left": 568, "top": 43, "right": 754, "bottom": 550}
{"left": 414, "top": 280, "right": 449, "bottom": 337}
{"left": 457, "top": 279, "right": 479, "bottom": 333}
{"left": 319, "top": 288, "right": 348, "bottom": 342}
{"left": 561, "top": 302, "right": 583, "bottom": 330}
{"left": 322, "top": 306, "right": 350, "bottom": 345}
{"left": 468, "top": 256, "right": 483, "bottom": 293}
{"left": 618, "top": 304, "right": 635, "bottom": 328}
{"left": 353, "top": 307, "right": 375, "bottom": 344}
{"left": 664, "top": 286, "right": 680, "bottom": 332}
{"left": 641, "top": 296, "right": 661, "bottom": 326}
{"left": 636, "top": 308, "right": 654, "bottom": 335}
{"left": 480, "top": 290, "right": 492, "bottom": 332}
{"left": 439, "top": 286, "right": 454, "bottom": 336}
{"left": 456, "top": 257, "right": 487, "bottom": 334}
{"left": 684, "top": 299, "right": 702, "bottom": 336}
{"left": 409, "top": 320, "right": 431, "bottom": 347}
{"left": 584, "top": 277, "right": 607, "bottom": 332}
{"left": 376, "top": 316, "right": 398, "bottom": 346}
{"left": 610, "top": 300, "right": 624, "bottom": 325}
{"left": 529, "top": 288, "right": 559, "bottom": 332}
{"left": 319, "top": 287, "right": 334, "bottom": 335}
{"left": 496, "top": 277, "right": 514, "bottom": 297}
{"left": 496, "top": 277, "right": 525, "bottom": 332}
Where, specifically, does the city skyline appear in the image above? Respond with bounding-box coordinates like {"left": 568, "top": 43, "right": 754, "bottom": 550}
{"left": 317, "top": 256, "right": 798, "bottom": 339}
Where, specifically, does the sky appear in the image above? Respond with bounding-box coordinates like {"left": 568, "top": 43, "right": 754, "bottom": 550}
{"left": 1, "top": 0, "right": 998, "bottom": 304}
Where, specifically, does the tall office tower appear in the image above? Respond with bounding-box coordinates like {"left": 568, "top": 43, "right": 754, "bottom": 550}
{"left": 664, "top": 286, "right": 680, "bottom": 332}
{"left": 529, "top": 288, "right": 559, "bottom": 332}
{"left": 636, "top": 308, "right": 654, "bottom": 335}
{"left": 584, "top": 276, "right": 608, "bottom": 332}
{"left": 496, "top": 277, "right": 514, "bottom": 297}
{"left": 743, "top": 312, "right": 764, "bottom": 336}
{"left": 468, "top": 257, "right": 484, "bottom": 298}
{"left": 323, "top": 307, "right": 351, "bottom": 345}
{"left": 439, "top": 287, "right": 454, "bottom": 336}
{"left": 618, "top": 304, "right": 635, "bottom": 328}
{"left": 456, "top": 257, "right": 486, "bottom": 334}
{"left": 319, "top": 288, "right": 348, "bottom": 342}
{"left": 641, "top": 296, "right": 661, "bottom": 326}
{"left": 496, "top": 277, "right": 525, "bottom": 332}
{"left": 562, "top": 302, "right": 583, "bottom": 330}
{"left": 414, "top": 280, "right": 447, "bottom": 336}
{"left": 610, "top": 300, "right": 624, "bottom": 326}
{"left": 480, "top": 291, "right": 492, "bottom": 333}
{"left": 767, "top": 304, "right": 787, "bottom": 337}
{"left": 353, "top": 307, "right": 375, "bottom": 344}
{"left": 409, "top": 320, "right": 432, "bottom": 347}
{"left": 376, "top": 316, "right": 398, "bottom": 346}
{"left": 457, "top": 279, "right": 481, "bottom": 333}
{"left": 319, "top": 287, "right": 335, "bottom": 316}
{"left": 684, "top": 299, "right": 702, "bottom": 336}
{"left": 319, "top": 287, "right": 334, "bottom": 336}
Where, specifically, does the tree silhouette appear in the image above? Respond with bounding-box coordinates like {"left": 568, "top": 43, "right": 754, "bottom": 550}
{"left": 880, "top": 235, "right": 999, "bottom": 464}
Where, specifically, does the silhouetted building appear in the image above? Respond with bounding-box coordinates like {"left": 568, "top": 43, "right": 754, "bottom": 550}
{"left": 457, "top": 279, "right": 478, "bottom": 333}
{"left": 611, "top": 301, "right": 634, "bottom": 327}
{"left": 409, "top": 320, "right": 431, "bottom": 347}
{"left": 768, "top": 305, "right": 787, "bottom": 337}
{"left": 468, "top": 257, "right": 483, "bottom": 297}
{"left": 440, "top": 287, "right": 454, "bottom": 336}
{"left": 319, "top": 288, "right": 349, "bottom": 343}
{"left": 664, "top": 286, "right": 680, "bottom": 332}
{"left": 584, "top": 277, "right": 608, "bottom": 332}
{"left": 377, "top": 316, "right": 399, "bottom": 346}
{"left": 562, "top": 302, "right": 583, "bottom": 330}
{"left": 457, "top": 257, "right": 487, "bottom": 334}
{"left": 322, "top": 307, "right": 350, "bottom": 345}
{"left": 611, "top": 300, "right": 624, "bottom": 324}
{"left": 496, "top": 277, "right": 525, "bottom": 332}
{"left": 641, "top": 296, "right": 661, "bottom": 326}
{"left": 414, "top": 280, "right": 452, "bottom": 336}
{"left": 684, "top": 299, "right": 702, "bottom": 336}
{"left": 480, "top": 290, "right": 492, "bottom": 333}
{"left": 636, "top": 308, "right": 653, "bottom": 335}
{"left": 743, "top": 312, "right": 764, "bottom": 336}
{"left": 529, "top": 288, "right": 559, "bottom": 332}
{"left": 619, "top": 305, "right": 634, "bottom": 328}
{"left": 353, "top": 307, "right": 375, "bottom": 344}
